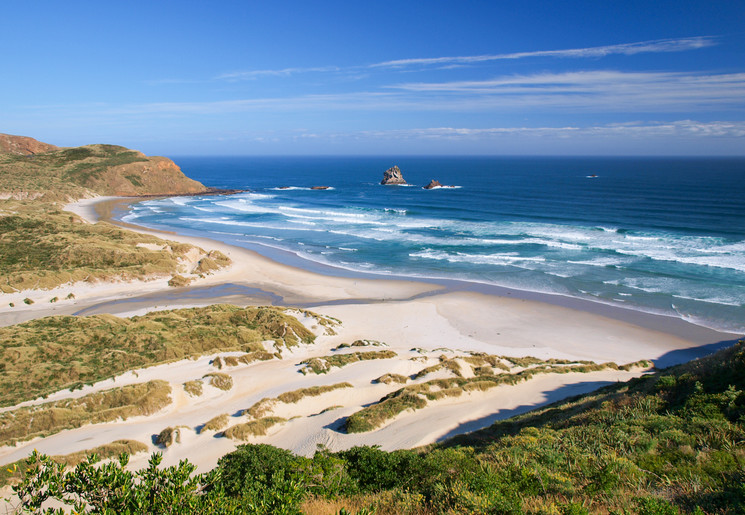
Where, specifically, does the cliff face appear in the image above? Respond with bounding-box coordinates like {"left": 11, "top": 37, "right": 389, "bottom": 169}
{"left": 0, "top": 133, "right": 59, "bottom": 155}
{"left": 0, "top": 135, "right": 208, "bottom": 199}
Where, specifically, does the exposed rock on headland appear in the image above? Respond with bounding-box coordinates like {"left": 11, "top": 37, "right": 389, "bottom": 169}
{"left": 0, "top": 133, "right": 59, "bottom": 156}
{"left": 381, "top": 165, "right": 407, "bottom": 185}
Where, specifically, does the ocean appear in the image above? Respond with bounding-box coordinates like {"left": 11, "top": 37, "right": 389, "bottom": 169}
{"left": 118, "top": 156, "right": 745, "bottom": 334}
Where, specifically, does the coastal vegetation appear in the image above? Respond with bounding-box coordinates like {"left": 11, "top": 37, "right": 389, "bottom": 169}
{"left": 298, "top": 350, "right": 398, "bottom": 375}
{"left": 8, "top": 340, "right": 744, "bottom": 513}
{"left": 243, "top": 382, "right": 354, "bottom": 419}
{"left": 0, "top": 201, "right": 229, "bottom": 294}
{"left": 0, "top": 381, "right": 171, "bottom": 446}
{"left": 0, "top": 305, "right": 315, "bottom": 406}
{"left": 346, "top": 359, "right": 650, "bottom": 433}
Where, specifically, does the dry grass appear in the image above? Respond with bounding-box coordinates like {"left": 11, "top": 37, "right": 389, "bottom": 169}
{"left": 243, "top": 382, "right": 353, "bottom": 419}
{"left": 375, "top": 374, "right": 409, "bottom": 385}
{"left": 183, "top": 380, "right": 203, "bottom": 397}
{"left": 199, "top": 414, "right": 230, "bottom": 433}
{"left": 203, "top": 373, "right": 233, "bottom": 391}
{"left": 0, "top": 439, "right": 148, "bottom": 487}
{"left": 413, "top": 356, "right": 463, "bottom": 379}
{"left": 0, "top": 305, "right": 314, "bottom": 407}
{"left": 0, "top": 380, "right": 171, "bottom": 446}
{"left": 222, "top": 417, "right": 287, "bottom": 440}
{"left": 155, "top": 426, "right": 187, "bottom": 447}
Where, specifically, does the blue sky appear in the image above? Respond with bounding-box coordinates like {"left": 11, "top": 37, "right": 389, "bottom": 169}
{"left": 2, "top": 0, "right": 744, "bottom": 155}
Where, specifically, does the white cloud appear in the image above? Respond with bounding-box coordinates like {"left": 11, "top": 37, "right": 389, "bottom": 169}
{"left": 370, "top": 37, "right": 716, "bottom": 69}
{"left": 389, "top": 70, "right": 745, "bottom": 111}
{"left": 213, "top": 37, "right": 716, "bottom": 82}
{"left": 358, "top": 121, "right": 745, "bottom": 140}
{"left": 216, "top": 65, "right": 341, "bottom": 81}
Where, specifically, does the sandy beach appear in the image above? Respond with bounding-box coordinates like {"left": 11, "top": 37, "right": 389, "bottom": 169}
{"left": 0, "top": 195, "right": 740, "bottom": 480}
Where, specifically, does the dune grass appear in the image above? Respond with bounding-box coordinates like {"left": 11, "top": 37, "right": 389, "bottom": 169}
{"left": 374, "top": 373, "right": 409, "bottom": 385}
{"left": 199, "top": 414, "right": 230, "bottom": 433}
{"left": 183, "top": 380, "right": 203, "bottom": 397}
{"left": 244, "top": 382, "right": 354, "bottom": 419}
{"left": 299, "top": 350, "right": 397, "bottom": 375}
{"left": 155, "top": 426, "right": 189, "bottom": 448}
{"left": 0, "top": 380, "right": 171, "bottom": 446}
{"left": 0, "top": 305, "right": 315, "bottom": 407}
{"left": 222, "top": 417, "right": 287, "bottom": 441}
{"left": 204, "top": 373, "right": 234, "bottom": 391}
{"left": 345, "top": 360, "right": 647, "bottom": 433}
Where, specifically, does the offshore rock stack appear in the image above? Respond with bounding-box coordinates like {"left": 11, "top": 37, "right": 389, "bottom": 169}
{"left": 380, "top": 165, "right": 407, "bottom": 185}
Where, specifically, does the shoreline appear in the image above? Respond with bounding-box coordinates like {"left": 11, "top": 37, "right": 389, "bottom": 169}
{"left": 0, "top": 193, "right": 742, "bottom": 481}
{"left": 95, "top": 194, "right": 740, "bottom": 347}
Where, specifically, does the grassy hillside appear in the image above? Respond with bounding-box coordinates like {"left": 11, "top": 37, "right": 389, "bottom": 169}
{"left": 0, "top": 135, "right": 207, "bottom": 200}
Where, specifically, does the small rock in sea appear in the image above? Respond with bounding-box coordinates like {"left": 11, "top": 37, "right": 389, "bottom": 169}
{"left": 381, "top": 166, "right": 407, "bottom": 185}
{"left": 311, "top": 186, "right": 330, "bottom": 190}
{"left": 423, "top": 180, "right": 442, "bottom": 189}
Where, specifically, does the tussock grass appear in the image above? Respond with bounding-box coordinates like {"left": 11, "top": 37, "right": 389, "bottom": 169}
{"left": 299, "top": 350, "right": 397, "bottom": 375}
{"left": 199, "top": 414, "right": 230, "bottom": 433}
{"left": 375, "top": 373, "right": 409, "bottom": 385}
{"left": 167, "top": 274, "right": 192, "bottom": 287}
{"left": 0, "top": 305, "right": 314, "bottom": 407}
{"left": 463, "top": 352, "right": 510, "bottom": 371}
{"left": 204, "top": 373, "right": 233, "bottom": 391}
{"left": 183, "top": 380, "right": 203, "bottom": 397}
{"left": 413, "top": 356, "right": 463, "bottom": 379}
{"left": 222, "top": 417, "right": 287, "bottom": 440}
{"left": 237, "top": 351, "right": 277, "bottom": 364}
{"left": 244, "top": 382, "right": 353, "bottom": 419}
{"left": 334, "top": 339, "right": 388, "bottom": 351}
{"left": 0, "top": 380, "right": 171, "bottom": 446}
{"left": 155, "top": 426, "right": 187, "bottom": 447}
{"left": 346, "top": 360, "right": 635, "bottom": 433}
{"left": 0, "top": 439, "right": 148, "bottom": 487}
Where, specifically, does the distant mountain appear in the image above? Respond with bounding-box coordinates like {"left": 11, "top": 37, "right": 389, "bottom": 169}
{"left": 0, "top": 133, "right": 207, "bottom": 200}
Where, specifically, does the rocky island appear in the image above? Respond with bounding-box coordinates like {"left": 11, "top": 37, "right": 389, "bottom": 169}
{"left": 424, "top": 179, "right": 457, "bottom": 189}
{"left": 380, "top": 165, "right": 407, "bottom": 185}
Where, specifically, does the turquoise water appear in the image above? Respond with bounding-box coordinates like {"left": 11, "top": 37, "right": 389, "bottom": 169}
{"left": 119, "top": 156, "right": 745, "bottom": 333}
